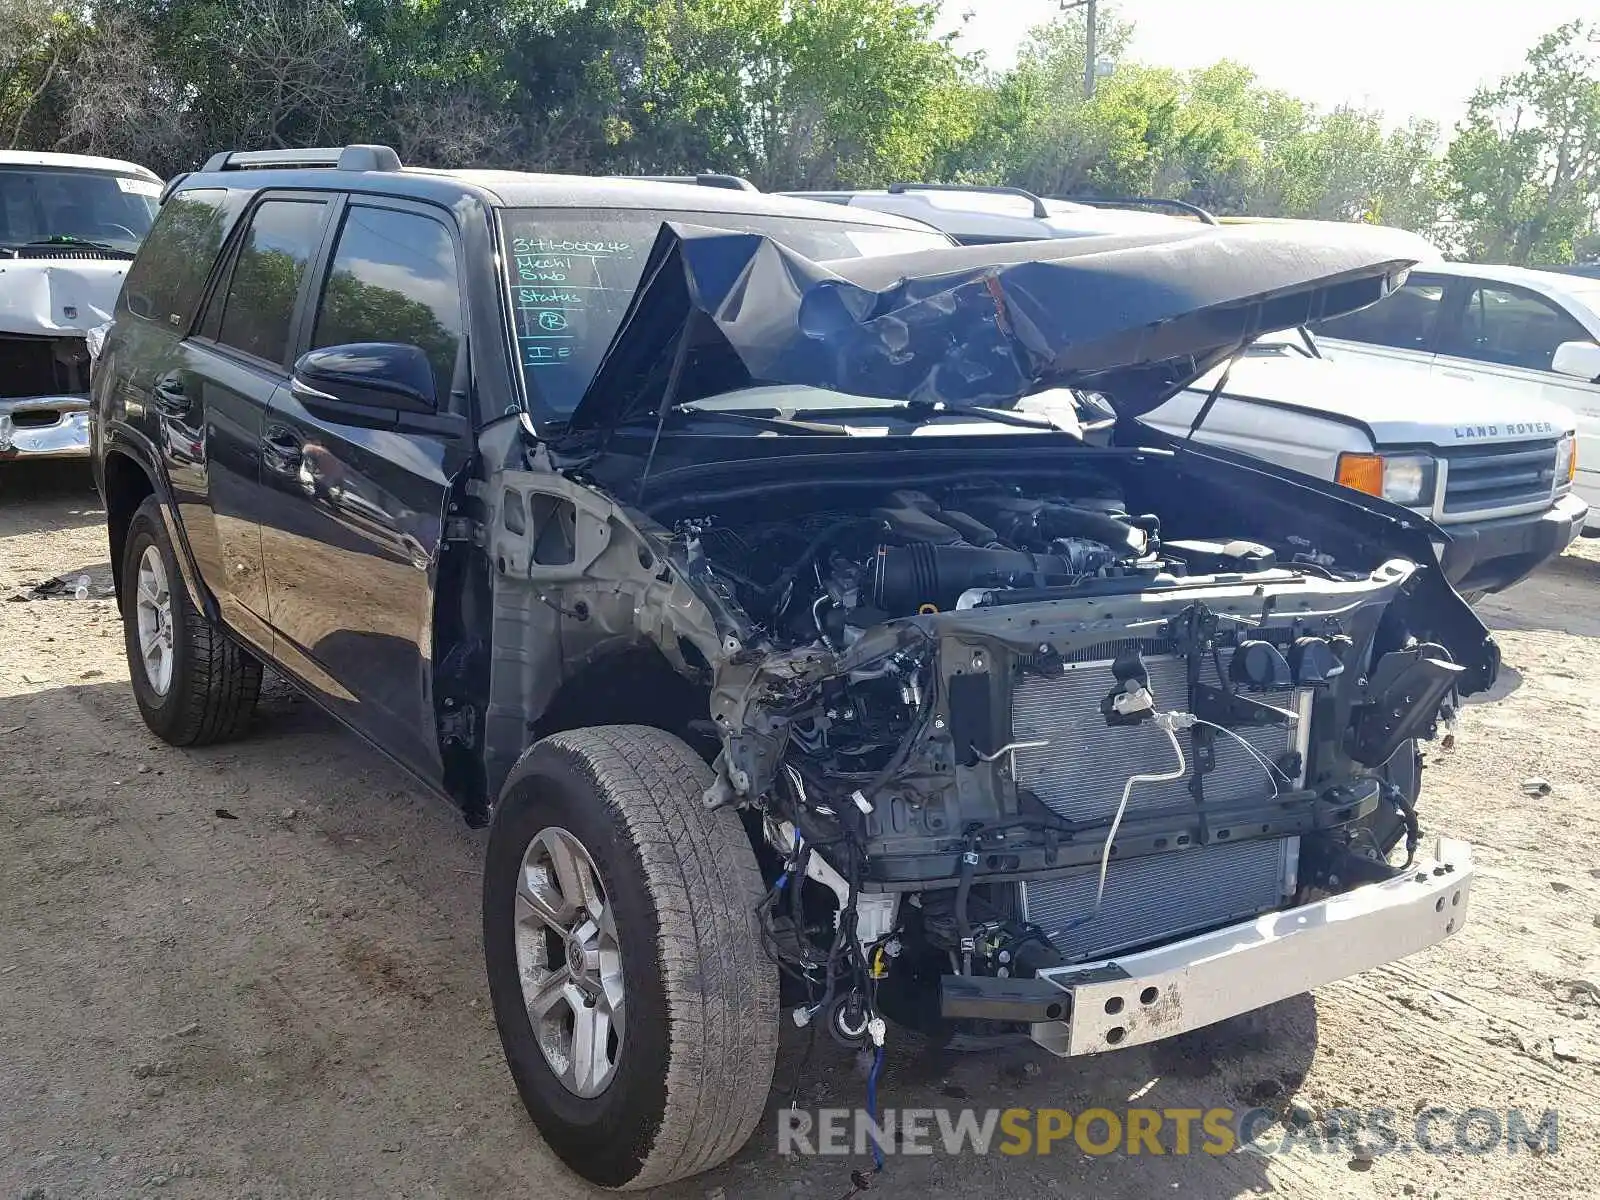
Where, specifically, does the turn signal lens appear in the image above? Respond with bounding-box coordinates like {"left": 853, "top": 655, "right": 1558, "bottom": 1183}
{"left": 1335, "top": 452, "right": 1437, "bottom": 506}
{"left": 1557, "top": 434, "right": 1577, "bottom": 484}
{"left": 1336, "top": 453, "right": 1385, "bottom": 497}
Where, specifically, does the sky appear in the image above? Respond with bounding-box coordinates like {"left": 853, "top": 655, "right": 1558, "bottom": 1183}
{"left": 937, "top": 1, "right": 1593, "bottom": 132}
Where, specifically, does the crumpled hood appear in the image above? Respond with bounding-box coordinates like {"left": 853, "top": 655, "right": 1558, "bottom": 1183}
{"left": 565, "top": 221, "right": 1421, "bottom": 432}
{"left": 0, "top": 259, "right": 128, "bottom": 336}
{"left": 1174, "top": 352, "right": 1579, "bottom": 445}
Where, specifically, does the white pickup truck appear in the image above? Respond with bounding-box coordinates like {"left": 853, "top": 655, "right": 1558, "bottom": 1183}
{"left": 784, "top": 184, "right": 1589, "bottom": 596}
{"left": 1, "top": 150, "right": 161, "bottom": 462}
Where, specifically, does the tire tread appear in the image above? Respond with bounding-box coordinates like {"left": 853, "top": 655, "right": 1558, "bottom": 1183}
{"left": 529, "top": 726, "right": 778, "bottom": 1190}
{"left": 125, "top": 497, "right": 260, "bottom": 746}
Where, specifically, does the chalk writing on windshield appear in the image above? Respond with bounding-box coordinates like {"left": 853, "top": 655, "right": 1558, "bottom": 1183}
{"left": 508, "top": 235, "right": 638, "bottom": 370}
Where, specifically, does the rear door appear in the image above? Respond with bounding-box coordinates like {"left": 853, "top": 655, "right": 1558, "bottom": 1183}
{"left": 1310, "top": 272, "right": 1450, "bottom": 382}
{"left": 157, "top": 191, "right": 333, "bottom": 652}
{"left": 258, "top": 195, "right": 472, "bottom": 779}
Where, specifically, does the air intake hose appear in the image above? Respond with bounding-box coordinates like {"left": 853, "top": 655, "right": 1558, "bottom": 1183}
{"left": 870, "top": 544, "right": 1078, "bottom": 614}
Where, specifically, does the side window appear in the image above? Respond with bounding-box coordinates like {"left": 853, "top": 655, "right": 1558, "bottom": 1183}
{"left": 310, "top": 205, "right": 463, "bottom": 401}
{"left": 1442, "top": 284, "right": 1593, "bottom": 372}
{"left": 120, "top": 189, "right": 235, "bottom": 329}
{"left": 215, "top": 199, "right": 329, "bottom": 366}
{"left": 1311, "top": 277, "right": 1445, "bottom": 350}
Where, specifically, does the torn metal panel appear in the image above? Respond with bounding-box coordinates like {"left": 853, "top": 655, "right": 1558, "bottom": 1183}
{"left": 481, "top": 466, "right": 743, "bottom": 797}
{"left": 564, "top": 221, "right": 1422, "bottom": 434}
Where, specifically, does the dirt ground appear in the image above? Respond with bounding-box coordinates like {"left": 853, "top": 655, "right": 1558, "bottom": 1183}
{"left": 4, "top": 459, "right": 1599, "bottom": 1200}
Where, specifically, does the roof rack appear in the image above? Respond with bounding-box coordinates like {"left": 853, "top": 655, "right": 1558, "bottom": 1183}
{"left": 198, "top": 144, "right": 403, "bottom": 174}
{"left": 887, "top": 182, "right": 1049, "bottom": 219}
{"left": 613, "top": 173, "right": 759, "bottom": 192}
{"left": 1057, "top": 195, "right": 1219, "bottom": 226}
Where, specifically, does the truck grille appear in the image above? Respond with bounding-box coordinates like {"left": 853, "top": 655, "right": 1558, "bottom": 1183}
{"left": 1440, "top": 441, "right": 1557, "bottom": 515}
{"left": 1011, "top": 649, "right": 1303, "bottom": 963}
{"left": 1021, "top": 838, "right": 1296, "bottom": 963}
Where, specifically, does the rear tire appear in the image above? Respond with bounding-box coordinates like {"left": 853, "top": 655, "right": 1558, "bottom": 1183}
{"left": 483, "top": 726, "right": 777, "bottom": 1190}
{"left": 120, "top": 496, "right": 261, "bottom": 745}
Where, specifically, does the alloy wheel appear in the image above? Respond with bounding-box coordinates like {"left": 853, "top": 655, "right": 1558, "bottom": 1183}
{"left": 513, "top": 826, "right": 626, "bottom": 1098}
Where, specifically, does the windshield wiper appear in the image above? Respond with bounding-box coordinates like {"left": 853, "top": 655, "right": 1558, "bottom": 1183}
{"left": 16, "top": 237, "right": 136, "bottom": 257}
{"left": 787, "top": 400, "right": 1077, "bottom": 434}
{"left": 662, "top": 407, "right": 852, "bottom": 435}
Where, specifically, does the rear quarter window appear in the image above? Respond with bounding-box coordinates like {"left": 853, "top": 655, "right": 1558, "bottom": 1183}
{"left": 119, "top": 188, "right": 242, "bottom": 331}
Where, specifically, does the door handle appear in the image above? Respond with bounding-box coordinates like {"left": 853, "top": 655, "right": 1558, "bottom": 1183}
{"left": 152, "top": 372, "right": 189, "bottom": 415}
{"left": 1440, "top": 370, "right": 1474, "bottom": 381}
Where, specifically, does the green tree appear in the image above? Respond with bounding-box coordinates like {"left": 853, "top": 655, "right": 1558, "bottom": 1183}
{"left": 942, "top": 6, "right": 1139, "bottom": 192}
{"left": 1, "top": 0, "right": 1577, "bottom": 264}
{"left": 614, "top": 0, "right": 973, "bottom": 188}
{"left": 1444, "top": 20, "right": 1600, "bottom": 265}
{"left": 1261, "top": 108, "right": 1447, "bottom": 237}
{"left": 0, "top": 1, "right": 88, "bottom": 148}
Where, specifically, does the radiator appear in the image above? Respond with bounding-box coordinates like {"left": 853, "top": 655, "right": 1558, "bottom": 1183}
{"left": 1021, "top": 838, "right": 1298, "bottom": 963}
{"left": 1012, "top": 649, "right": 1305, "bottom": 963}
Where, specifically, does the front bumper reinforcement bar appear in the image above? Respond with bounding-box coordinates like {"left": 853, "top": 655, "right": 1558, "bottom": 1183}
{"left": 1024, "top": 837, "right": 1471, "bottom": 1056}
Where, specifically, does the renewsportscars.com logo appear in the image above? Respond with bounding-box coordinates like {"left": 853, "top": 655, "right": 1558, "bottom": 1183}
{"left": 777, "top": 1106, "right": 1560, "bottom": 1159}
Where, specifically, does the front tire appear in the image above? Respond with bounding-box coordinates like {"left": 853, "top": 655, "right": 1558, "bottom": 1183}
{"left": 483, "top": 726, "right": 777, "bottom": 1190}
{"left": 120, "top": 496, "right": 261, "bottom": 745}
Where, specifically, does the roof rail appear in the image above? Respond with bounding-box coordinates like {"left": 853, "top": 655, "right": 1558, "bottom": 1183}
{"left": 613, "top": 173, "right": 759, "bottom": 192}
{"left": 888, "top": 182, "right": 1049, "bottom": 219}
{"left": 198, "top": 144, "right": 403, "bottom": 174}
{"left": 1058, "top": 195, "right": 1219, "bottom": 226}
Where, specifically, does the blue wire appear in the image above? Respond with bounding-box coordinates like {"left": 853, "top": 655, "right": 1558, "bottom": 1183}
{"left": 866, "top": 1045, "right": 885, "bottom": 1171}
{"left": 776, "top": 832, "right": 805, "bottom": 891}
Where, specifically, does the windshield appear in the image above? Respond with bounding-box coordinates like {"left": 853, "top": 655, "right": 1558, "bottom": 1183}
{"left": 0, "top": 167, "right": 159, "bottom": 254}
{"left": 498, "top": 207, "right": 950, "bottom": 416}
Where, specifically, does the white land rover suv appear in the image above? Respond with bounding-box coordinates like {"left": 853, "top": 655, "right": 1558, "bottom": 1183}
{"left": 1310, "top": 260, "right": 1600, "bottom": 532}
{"left": 785, "top": 184, "right": 1588, "bottom": 596}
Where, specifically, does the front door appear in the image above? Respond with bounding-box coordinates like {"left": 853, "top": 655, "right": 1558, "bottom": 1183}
{"left": 1312, "top": 272, "right": 1449, "bottom": 382}
{"left": 258, "top": 196, "right": 472, "bottom": 780}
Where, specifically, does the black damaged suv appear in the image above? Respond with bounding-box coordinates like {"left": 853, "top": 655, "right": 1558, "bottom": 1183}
{"left": 94, "top": 145, "right": 1493, "bottom": 1190}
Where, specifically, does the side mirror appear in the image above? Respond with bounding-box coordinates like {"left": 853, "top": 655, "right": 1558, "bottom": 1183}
{"left": 292, "top": 343, "right": 437, "bottom": 416}
{"left": 1551, "top": 340, "right": 1600, "bottom": 383}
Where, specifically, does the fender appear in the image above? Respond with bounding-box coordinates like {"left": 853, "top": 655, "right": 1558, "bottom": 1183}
{"left": 101, "top": 422, "right": 217, "bottom": 625}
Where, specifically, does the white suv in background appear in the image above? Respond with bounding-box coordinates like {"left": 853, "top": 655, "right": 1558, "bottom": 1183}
{"left": 782, "top": 182, "right": 1211, "bottom": 242}
{"left": 1311, "top": 261, "right": 1600, "bottom": 531}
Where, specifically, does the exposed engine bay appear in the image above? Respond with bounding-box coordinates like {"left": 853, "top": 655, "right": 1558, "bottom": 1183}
{"left": 599, "top": 462, "right": 1473, "bottom": 1047}
{"left": 474, "top": 222, "right": 1491, "bottom": 1065}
